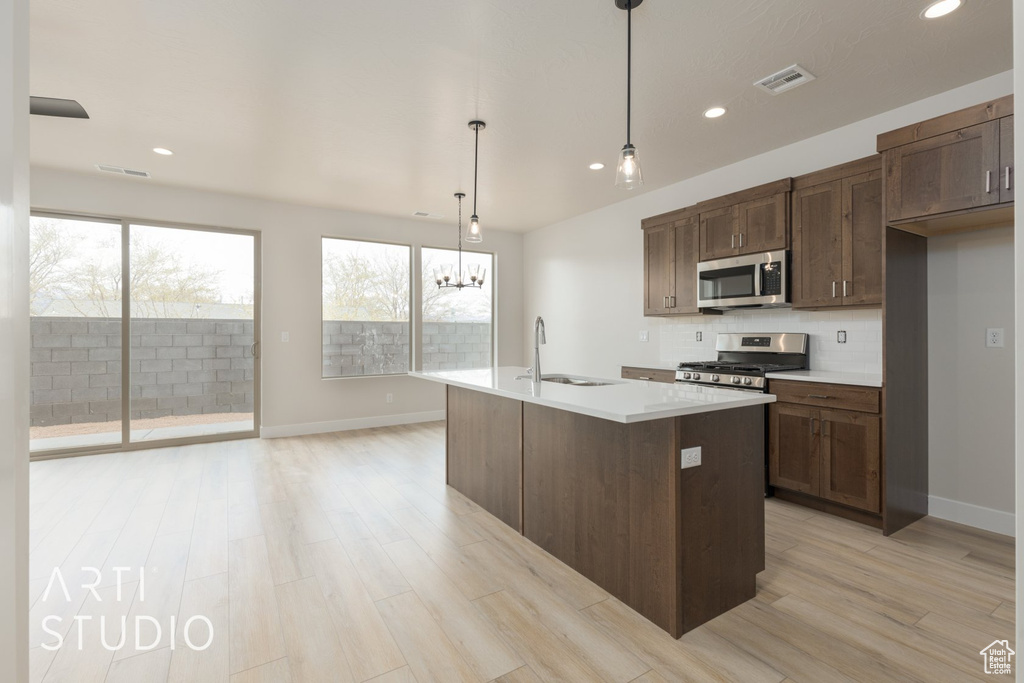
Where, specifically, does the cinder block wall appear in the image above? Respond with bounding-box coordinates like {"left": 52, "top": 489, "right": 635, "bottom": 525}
{"left": 30, "top": 317, "right": 254, "bottom": 426}
{"left": 321, "top": 321, "right": 491, "bottom": 377}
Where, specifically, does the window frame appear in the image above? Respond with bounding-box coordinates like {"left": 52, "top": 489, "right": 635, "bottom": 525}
{"left": 418, "top": 244, "right": 496, "bottom": 373}
{"left": 320, "top": 235, "right": 414, "bottom": 380}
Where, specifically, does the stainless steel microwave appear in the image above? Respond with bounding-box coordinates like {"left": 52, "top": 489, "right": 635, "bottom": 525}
{"left": 697, "top": 250, "right": 789, "bottom": 310}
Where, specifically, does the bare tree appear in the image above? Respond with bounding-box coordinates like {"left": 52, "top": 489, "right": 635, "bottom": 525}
{"left": 30, "top": 218, "right": 224, "bottom": 317}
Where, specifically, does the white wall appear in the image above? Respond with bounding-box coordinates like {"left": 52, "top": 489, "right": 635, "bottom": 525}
{"left": 1012, "top": 0, "right": 1023, "bottom": 668}
{"left": 929, "top": 227, "right": 1015, "bottom": 532}
{"left": 30, "top": 168, "right": 524, "bottom": 436}
{"left": 524, "top": 71, "right": 1014, "bottom": 532}
{"left": 0, "top": 0, "right": 30, "bottom": 679}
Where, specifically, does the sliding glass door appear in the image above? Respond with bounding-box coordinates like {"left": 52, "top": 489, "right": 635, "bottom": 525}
{"left": 29, "top": 216, "right": 123, "bottom": 452}
{"left": 29, "top": 213, "right": 260, "bottom": 457}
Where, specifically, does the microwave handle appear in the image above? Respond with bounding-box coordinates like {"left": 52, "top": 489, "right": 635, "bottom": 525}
{"left": 753, "top": 264, "right": 762, "bottom": 297}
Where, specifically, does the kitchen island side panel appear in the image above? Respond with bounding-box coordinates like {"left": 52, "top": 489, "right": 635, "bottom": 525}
{"left": 522, "top": 404, "right": 682, "bottom": 636}
{"left": 446, "top": 385, "right": 524, "bottom": 532}
{"left": 677, "top": 405, "right": 765, "bottom": 633}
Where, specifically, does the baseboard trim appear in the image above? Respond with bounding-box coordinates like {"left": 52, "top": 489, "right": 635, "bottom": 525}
{"left": 261, "top": 410, "right": 446, "bottom": 439}
{"left": 928, "top": 495, "right": 1015, "bottom": 537}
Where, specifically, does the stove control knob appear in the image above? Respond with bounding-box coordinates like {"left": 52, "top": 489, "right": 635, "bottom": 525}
{"left": 711, "top": 374, "right": 720, "bottom": 382}
{"left": 743, "top": 377, "right": 753, "bottom": 386}
{"left": 731, "top": 376, "right": 741, "bottom": 385}
{"left": 682, "top": 372, "right": 691, "bottom": 380}
{"left": 692, "top": 373, "right": 701, "bottom": 381}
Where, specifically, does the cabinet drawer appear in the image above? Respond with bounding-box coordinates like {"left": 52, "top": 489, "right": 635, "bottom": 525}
{"left": 621, "top": 367, "right": 677, "bottom": 384}
{"left": 769, "top": 379, "right": 879, "bottom": 413}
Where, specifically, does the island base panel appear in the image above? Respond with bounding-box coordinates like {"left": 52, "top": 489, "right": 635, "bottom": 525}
{"left": 446, "top": 385, "right": 523, "bottom": 532}
{"left": 522, "top": 403, "right": 765, "bottom": 638}
{"left": 677, "top": 405, "right": 765, "bottom": 633}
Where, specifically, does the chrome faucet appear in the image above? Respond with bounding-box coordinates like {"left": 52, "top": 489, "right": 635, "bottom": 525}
{"left": 533, "top": 316, "right": 546, "bottom": 380}
{"left": 515, "top": 316, "right": 547, "bottom": 381}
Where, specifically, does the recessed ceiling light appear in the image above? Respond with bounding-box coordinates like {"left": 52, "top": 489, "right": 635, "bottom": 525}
{"left": 921, "top": 0, "right": 962, "bottom": 19}
{"left": 152, "top": 147, "right": 173, "bottom": 156}
{"left": 589, "top": 163, "right": 605, "bottom": 170}
{"left": 703, "top": 107, "right": 727, "bottom": 119}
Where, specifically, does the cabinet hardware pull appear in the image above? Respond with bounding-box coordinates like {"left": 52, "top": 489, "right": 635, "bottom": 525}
{"left": 670, "top": 296, "right": 676, "bottom": 307}
{"left": 639, "top": 376, "right": 652, "bottom": 381}
{"left": 739, "top": 233, "right": 744, "bottom": 248}
{"left": 810, "top": 417, "right": 816, "bottom": 435}
{"left": 986, "top": 170, "right": 992, "bottom": 193}
{"left": 843, "top": 280, "right": 848, "bottom": 297}
{"left": 1007, "top": 166, "right": 1013, "bottom": 191}
{"left": 832, "top": 281, "right": 836, "bottom": 298}
{"left": 808, "top": 394, "right": 830, "bottom": 399}
{"left": 250, "top": 341, "right": 258, "bottom": 358}
{"left": 663, "top": 296, "right": 669, "bottom": 308}
{"left": 731, "top": 234, "right": 735, "bottom": 248}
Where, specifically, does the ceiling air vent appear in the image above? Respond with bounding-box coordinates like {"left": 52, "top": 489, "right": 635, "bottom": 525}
{"left": 412, "top": 211, "right": 444, "bottom": 219}
{"left": 96, "top": 164, "right": 151, "bottom": 179}
{"left": 754, "top": 64, "right": 816, "bottom": 95}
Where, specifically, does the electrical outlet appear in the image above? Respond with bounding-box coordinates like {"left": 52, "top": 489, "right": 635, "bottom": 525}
{"left": 281, "top": 331, "right": 290, "bottom": 342}
{"left": 639, "top": 330, "right": 649, "bottom": 343}
{"left": 386, "top": 393, "right": 394, "bottom": 404}
{"left": 987, "top": 328, "right": 1005, "bottom": 348}
{"left": 837, "top": 330, "right": 847, "bottom": 344}
{"left": 696, "top": 331, "right": 702, "bottom": 342}
{"left": 680, "top": 447, "right": 702, "bottom": 469}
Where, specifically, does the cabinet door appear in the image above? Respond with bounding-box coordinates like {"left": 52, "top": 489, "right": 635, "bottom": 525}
{"left": 738, "top": 193, "right": 788, "bottom": 254}
{"left": 791, "top": 181, "right": 842, "bottom": 308}
{"left": 886, "top": 120, "right": 1001, "bottom": 221}
{"left": 699, "top": 205, "right": 739, "bottom": 261}
{"left": 643, "top": 225, "right": 674, "bottom": 316}
{"left": 820, "top": 410, "right": 881, "bottom": 513}
{"left": 671, "top": 215, "right": 700, "bottom": 314}
{"left": 1001, "top": 116, "right": 1014, "bottom": 204}
{"left": 768, "top": 403, "right": 820, "bottom": 496}
{"left": 841, "top": 170, "right": 883, "bottom": 306}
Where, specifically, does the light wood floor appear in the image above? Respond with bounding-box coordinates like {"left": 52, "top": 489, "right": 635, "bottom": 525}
{"left": 28, "top": 421, "right": 1015, "bottom": 682}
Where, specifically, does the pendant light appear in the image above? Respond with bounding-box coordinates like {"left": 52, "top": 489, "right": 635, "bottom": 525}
{"left": 434, "top": 192, "right": 485, "bottom": 290}
{"left": 615, "top": 0, "right": 644, "bottom": 190}
{"left": 466, "top": 120, "right": 485, "bottom": 242}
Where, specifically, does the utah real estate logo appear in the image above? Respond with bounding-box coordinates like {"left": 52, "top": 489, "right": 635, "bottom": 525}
{"left": 980, "top": 640, "right": 1014, "bottom": 676}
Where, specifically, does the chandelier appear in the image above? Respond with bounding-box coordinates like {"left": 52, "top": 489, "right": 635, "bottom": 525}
{"left": 434, "top": 192, "right": 485, "bottom": 289}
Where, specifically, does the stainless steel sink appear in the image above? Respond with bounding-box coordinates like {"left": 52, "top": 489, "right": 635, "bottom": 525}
{"left": 541, "top": 375, "right": 619, "bottom": 387}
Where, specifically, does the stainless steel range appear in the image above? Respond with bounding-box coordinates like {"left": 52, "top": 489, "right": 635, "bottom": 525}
{"left": 675, "top": 333, "right": 809, "bottom": 392}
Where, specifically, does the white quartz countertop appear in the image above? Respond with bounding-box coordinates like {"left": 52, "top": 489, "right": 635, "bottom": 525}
{"left": 765, "top": 370, "right": 883, "bottom": 388}
{"left": 409, "top": 367, "right": 775, "bottom": 424}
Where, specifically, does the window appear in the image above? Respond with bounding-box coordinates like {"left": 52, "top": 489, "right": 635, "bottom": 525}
{"left": 322, "top": 238, "right": 411, "bottom": 377}
{"left": 421, "top": 248, "right": 493, "bottom": 370}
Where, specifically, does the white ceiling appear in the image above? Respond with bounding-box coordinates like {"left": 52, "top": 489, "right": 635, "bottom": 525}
{"left": 30, "top": 0, "right": 1012, "bottom": 233}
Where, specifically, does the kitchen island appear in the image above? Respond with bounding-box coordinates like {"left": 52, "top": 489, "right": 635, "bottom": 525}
{"left": 409, "top": 367, "right": 775, "bottom": 638}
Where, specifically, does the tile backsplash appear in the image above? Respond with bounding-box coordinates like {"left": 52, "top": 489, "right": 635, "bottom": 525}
{"left": 659, "top": 308, "right": 882, "bottom": 375}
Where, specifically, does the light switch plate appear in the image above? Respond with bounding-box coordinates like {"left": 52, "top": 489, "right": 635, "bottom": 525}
{"left": 639, "top": 330, "right": 649, "bottom": 343}
{"left": 987, "top": 328, "right": 1005, "bottom": 348}
{"left": 281, "top": 331, "right": 290, "bottom": 342}
{"left": 681, "top": 447, "right": 702, "bottom": 469}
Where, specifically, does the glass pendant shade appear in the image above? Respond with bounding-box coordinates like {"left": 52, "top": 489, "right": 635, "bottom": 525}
{"left": 466, "top": 215, "right": 483, "bottom": 243}
{"left": 615, "top": 144, "right": 643, "bottom": 189}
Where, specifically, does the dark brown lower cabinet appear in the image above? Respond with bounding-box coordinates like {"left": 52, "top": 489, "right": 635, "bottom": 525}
{"left": 768, "top": 404, "right": 819, "bottom": 496}
{"left": 768, "top": 381, "right": 882, "bottom": 518}
{"left": 820, "top": 409, "right": 881, "bottom": 513}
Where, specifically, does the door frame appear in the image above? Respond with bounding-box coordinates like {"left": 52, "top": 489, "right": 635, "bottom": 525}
{"left": 28, "top": 209, "right": 261, "bottom": 460}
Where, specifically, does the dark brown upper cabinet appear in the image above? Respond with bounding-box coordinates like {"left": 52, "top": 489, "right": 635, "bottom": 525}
{"left": 641, "top": 210, "right": 701, "bottom": 316}
{"left": 1001, "top": 115, "right": 1014, "bottom": 204}
{"left": 696, "top": 179, "right": 792, "bottom": 261}
{"left": 878, "top": 95, "right": 1013, "bottom": 236}
{"left": 792, "top": 156, "right": 882, "bottom": 309}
